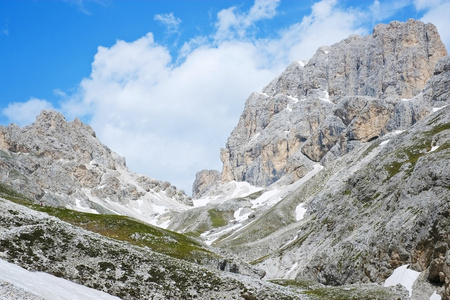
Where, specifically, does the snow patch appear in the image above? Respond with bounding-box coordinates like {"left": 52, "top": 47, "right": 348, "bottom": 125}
{"left": 0, "top": 259, "right": 120, "bottom": 300}
{"left": 251, "top": 189, "right": 281, "bottom": 208}
{"left": 74, "top": 199, "right": 99, "bottom": 214}
{"left": 132, "top": 207, "right": 143, "bottom": 215}
{"left": 380, "top": 139, "right": 390, "bottom": 146}
{"left": 287, "top": 95, "right": 299, "bottom": 103}
{"left": 201, "top": 223, "right": 243, "bottom": 245}
{"left": 152, "top": 204, "right": 166, "bottom": 214}
{"left": 193, "top": 181, "right": 263, "bottom": 208}
{"left": 433, "top": 105, "right": 448, "bottom": 112}
{"left": 428, "top": 145, "right": 440, "bottom": 152}
{"left": 295, "top": 203, "right": 307, "bottom": 221}
{"left": 297, "top": 60, "right": 308, "bottom": 67}
{"left": 192, "top": 198, "right": 211, "bottom": 207}
{"left": 319, "top": 90, "right": 332, "bottom": 103}
{"left": 281, "top": 234, "right": 298, "bottom": 249}
{"left": 384, "top": 265, "right": 420, "bottom": 297}
{"left": 230, "top": 181, "right": 263, "bottom": 199}
{"left": 430, "top": 291, "right": 441, "bottom": 300}
{"left": 284, "top": 262, "right": 298, "bottom": 278}
{"left": 401, "top": 98, "right": 411, "bottom": 102}
{"left": 158, "top": 219, "right": 171, "bottom": 229}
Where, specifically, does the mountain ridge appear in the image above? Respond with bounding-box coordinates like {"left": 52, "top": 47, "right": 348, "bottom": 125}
{"left": 213, "top": 18, "right": 447, "bottom": 192}
{"left": 0, "top": 18, "right": 449, "bottom": 299}
{"left": 0, "top": 110, "right": 192, "bottom": 227}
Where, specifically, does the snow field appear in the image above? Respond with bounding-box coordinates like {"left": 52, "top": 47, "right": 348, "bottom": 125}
{"left": 0, "top": 259, "right": 119, "bottom": 300}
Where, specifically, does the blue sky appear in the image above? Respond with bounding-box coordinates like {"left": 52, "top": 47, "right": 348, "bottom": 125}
{"left": 0, "top": 0, "right": 449, "bottom": 194}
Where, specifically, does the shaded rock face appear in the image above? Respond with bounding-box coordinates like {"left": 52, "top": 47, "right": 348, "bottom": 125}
{"left": 220, "top": 19, "right": 447, "bottom": 187}
{"left": 192, "top": 170, "right": 221, "bottom": 199}
{"left": 0, "top": 110, "right": 192, "bottom": 216}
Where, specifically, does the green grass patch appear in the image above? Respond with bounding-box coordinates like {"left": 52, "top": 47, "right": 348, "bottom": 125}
{"left": 34, "top": 206, "right": 217, "bottom": 263}
{"left": 271, "top": 280, "right": 402, "bottom": 300}
{"left": 0, "top": 181, "right": 217, "bottom": 264}
{"left": 208, "top": 209, "right": 229, "bottom": 228}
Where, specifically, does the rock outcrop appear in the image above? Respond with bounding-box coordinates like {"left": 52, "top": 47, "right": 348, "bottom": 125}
{"left": 192, "top": 170, "right": 221, "bottom": 199}
{"left": 0, "top": 110, "right": 192, "bottom": 226}
{"left": 207, "top": 105, "right": 450, "bottom": 299}
{"left": 0, "top": 197, "right": 303, "bottom": 300}
{"left": 220, "top": 19, "right": 447, "bottom": 187}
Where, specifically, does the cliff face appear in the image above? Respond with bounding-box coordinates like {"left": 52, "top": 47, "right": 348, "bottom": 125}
{"left": 0, "top": 110, "right": 192, "bottom": 226}
{"left": 181, "top": 19, "right": 450, "bottom": 299}
{"left": 220, "top": 19, "right": 447, "bottom": 187}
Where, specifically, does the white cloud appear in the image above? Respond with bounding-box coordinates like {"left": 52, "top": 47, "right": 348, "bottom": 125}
{"left": 370, "top": 0, "right": 411, "bottom": 22}
{"left": 214, "top": 0, "right": 281, "bottom": 41}
{"left": 418, "top": 1, "right": 450, "bottom": 50}
{"left": 62, "top": 0, "right": 384, "bottom": 194}
{"left": 414, "top": 0, "right": 445, "bottom": 10}
{"left": 276, "top": 0, "right": 368, "bottom": 61}
{"left": 154, "top": 12, "right": 182, "bottom": 34}
{"left": 247, "top": 0, "right": 279, "bottom": 24}
{"left": 2, "top": 98, "right": 54, "bottom": 126}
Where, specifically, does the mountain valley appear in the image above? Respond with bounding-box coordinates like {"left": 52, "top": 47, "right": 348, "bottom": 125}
{"left": 0, "top": 19, "right": 449, "bottom": 299}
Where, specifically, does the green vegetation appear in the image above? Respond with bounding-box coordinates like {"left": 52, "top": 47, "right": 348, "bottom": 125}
{"left": 382, "top": 119, "right": 450, "bottom": 180}
{"left": 0, "top": 182, "right": 33, "bottom": 205}
{"left": 271, "top": 280, "right": 401, "bottom": 300}
{"left": 0, "top": 181, "right": 217, "bottom": 264}
{"left": 37, "top": 206, "right": 216, "bottom": 262}
{"left": 208, "top": 209, "right": 230, "bottom": 228}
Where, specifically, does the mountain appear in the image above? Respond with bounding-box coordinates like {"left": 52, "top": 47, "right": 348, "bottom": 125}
{"left": 0, "top": 110, "right": 191, "bottom": 227}
{"left": 0, "top": 18, "right": 449, "bottom": 299}
{"left": 183, "top": 19, "right": 449, "bottom": 299}
{"left": 0, "top": 185, "right": 305, "bottom": 299}
{"left": 217, "top": 19, "right": 447, "bottom": 189}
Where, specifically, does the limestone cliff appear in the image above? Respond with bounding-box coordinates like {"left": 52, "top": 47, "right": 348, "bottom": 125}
{"left": 192, "top": 169, "right": 221, "bottom": 199}
{"left": 220, "top": 19, "right": 447, "bottom": 187}
{"left": 0, "top": 110, "right": 192, "bottom": 225}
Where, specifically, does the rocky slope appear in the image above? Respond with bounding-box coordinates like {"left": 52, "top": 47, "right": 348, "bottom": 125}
{"left": 0, "top": 193, "right": 306, "bottom": 299}
{"left": 177, "top": 102, "right": 449, "bottom": 300}
{"left": 0, "top": 110, "right": 191, "bottom": 227}
{"left": 0, "top": 18, "right": 449, "bottom": 300}
{"left": 215, "top": 105, "right": 449, "bottom": 296}
{"left": 218, "top": 19, "right": 447, "bottom": 188}
{"left": 180, "top": 19, "right": 450, "bottom": 299}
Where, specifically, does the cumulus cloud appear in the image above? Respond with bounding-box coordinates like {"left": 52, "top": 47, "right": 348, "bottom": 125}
{"left": 62, "top": 0, "right": 390, "bottom": 193}
{"left": 275, "top": 0, "right": 367, "bottom": 61}
{"left": 417, "top": 0, "right": 450, "bottom": 49}
{"left": 214, "top": 0, "right": 280, "bottom": 41}
{"left": 154, "top": 13, "right": 182, "bottom": 35}
{"left": 414, "top": 0, "right": 446, "bottom": 10}
{"left": 2, "top": 98, "right": 54, "bottom": 126}
{"left": 370, "top": 0, "right": 411, "bottom": 22}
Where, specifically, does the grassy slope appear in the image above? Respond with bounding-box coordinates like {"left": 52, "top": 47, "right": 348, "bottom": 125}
{"left": 0, "top": 182, "right": 218, "bottom": 264}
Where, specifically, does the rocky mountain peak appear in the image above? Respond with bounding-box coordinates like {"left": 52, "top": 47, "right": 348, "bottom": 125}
{"left": 0, "top": 110, "right": 192, "bottom": 224}
{"left": 34, "top": 110, "right": 96, "bottom": 138}
{"left": 217, "top": 19, "right": 448, "bottom": 188}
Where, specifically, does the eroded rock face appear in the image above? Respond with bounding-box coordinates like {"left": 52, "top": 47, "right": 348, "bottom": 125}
{"left": 0, "top": 110, "right": 192, "bottom": 222}
{"left": 211, "top": 105, "right": 450, "bottom": 299}
{"left": 220, "top": 19, "right": 447, "bottom": 187}
{"left": 192, "top": 170, "right": 221, "bottom": 199}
